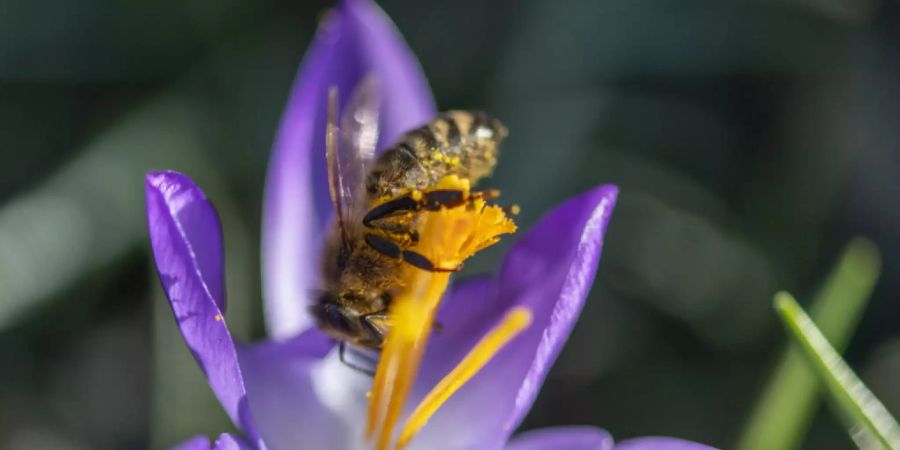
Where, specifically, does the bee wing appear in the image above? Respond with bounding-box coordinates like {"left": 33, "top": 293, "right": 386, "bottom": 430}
{"left": 326, "top": 76, "right": 381, "bottom": 249}
{"left": 340, "top": 74, "right": 380, "bottom": 218}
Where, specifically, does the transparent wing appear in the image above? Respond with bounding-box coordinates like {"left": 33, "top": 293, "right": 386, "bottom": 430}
{"left": 326, "top": 75, "right": 381, "bottom": 248}
{"left": 325, "top": 86, "right": 348, "bottom": 247}
{"left": 338, "top": 74, "right": 381, "bottom": 219}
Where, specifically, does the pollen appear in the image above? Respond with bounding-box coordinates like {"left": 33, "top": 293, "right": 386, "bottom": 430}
{"left": 431, "top": 174, "right": 470, "bottom": 192}
{"left": 406, "top": 179, "right": 515, "bottom": 269}
{"left": 366, "top": 175, "right": 525, "bottom": 450}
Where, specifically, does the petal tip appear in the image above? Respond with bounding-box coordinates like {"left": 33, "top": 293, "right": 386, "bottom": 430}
{"left": 170, "top": 435, "right": 212, "bottom": 450}
{"left": 600, "top": 183, "right": 619, "bottom": 198}
{"left": 146, "top": 169, "right": 182, "bottom": 185}
{"left": 614, "top": 436, "right": 720, "bottom": 450}
{"left": 145, "top": 170, "right": 198, "bottom": 196}
{"left": 144, "top": 171, "right": 213, "bottom": 207}
{"left": 586, "top": 183, "right": 619, "bottom": 230}
{"left": 337, "top": 0, "right": 372, "bottom": 13}
{"left": 594, "top": 183, "right": 619, "bottom": 206}
{"left": 145, "top": 171, "right": 165, "bottom": 192}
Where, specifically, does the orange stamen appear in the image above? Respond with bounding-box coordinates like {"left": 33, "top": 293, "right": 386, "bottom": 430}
{"left": 365, "top": 175, "right": 518, "bottom": 450}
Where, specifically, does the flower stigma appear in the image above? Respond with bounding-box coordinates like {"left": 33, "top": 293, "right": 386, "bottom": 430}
{"left": 365, "top": 175, "right": 529, "bottom": 450}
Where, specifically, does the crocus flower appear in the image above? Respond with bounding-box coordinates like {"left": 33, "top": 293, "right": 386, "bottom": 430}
{"left": 145, "top": 1, "right": 719, "bottom": 449}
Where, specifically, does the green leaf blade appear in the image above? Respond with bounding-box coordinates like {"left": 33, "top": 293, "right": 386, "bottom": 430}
{"left": 775, "top": 292, "right": 900, "bottom": 450}
{"left": 737, "top": 238, "right": 881, "bottom": 450}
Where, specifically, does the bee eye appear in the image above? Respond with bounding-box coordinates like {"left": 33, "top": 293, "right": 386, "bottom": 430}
{"left": 323, "top": 303, "right": 354, "bottom": 334}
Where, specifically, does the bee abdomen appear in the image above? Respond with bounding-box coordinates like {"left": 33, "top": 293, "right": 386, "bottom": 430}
{"left": 365, "top": 111, "right": 507, "bottom": 200}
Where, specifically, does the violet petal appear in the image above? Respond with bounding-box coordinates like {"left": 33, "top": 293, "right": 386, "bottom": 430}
{"left": 504, "top": 427, "right": 615, "bottom": 450}
{"left": 262, "top": 0, "right": 435, "bottom": 339}
{"left": 614, "top": 437, "right": 719, "bottom": 450}
{"left": 170, "top": 433, "right": 258, "bottom": 450}
{"left": 171, "top": 436, "right": 212, "bottom": 450}
{"left": 411, "top": 185, "right": 618, "bottom": 450}
{"left": 145, "top": 171, "right": 258, "bottom": 442}
{"left": 214, "top": 433, "right": 258, "bottom": 450}
{"left": 411, "top": 277, "right": 498, "bottom": 399}
{"left": 237, "top": 329, "right": 347, "bottom": 450}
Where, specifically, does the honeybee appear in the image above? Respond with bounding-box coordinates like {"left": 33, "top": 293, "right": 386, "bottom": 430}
{"left": 311, "top": 78, "right": 508, "bottom": 352}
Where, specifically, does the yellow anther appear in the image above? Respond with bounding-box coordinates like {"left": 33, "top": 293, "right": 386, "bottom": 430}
{"left": 410, "top": 190, "right": 423, "bottom": 201}
{"left": 397, "top": 307, "right": 533, "bottom": 448}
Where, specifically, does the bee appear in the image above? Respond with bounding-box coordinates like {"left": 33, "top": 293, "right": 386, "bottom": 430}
{"left": 310, "top": 78, "right": 508, "bottom": 353}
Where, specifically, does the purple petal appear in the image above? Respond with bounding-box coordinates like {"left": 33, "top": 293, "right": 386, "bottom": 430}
{"left": 411, "top": 185, "right": 618, "bottom": 450}
{"left": 214, "top": 433, "right": 258, "bottom": 450}
{"left": 171, "top": 436, "right": 212, "bottom": 450}
{"left": 614, "top": 437, "right": 719, "bottom": 450}
{"left": 171, "top": 434, "right": 259, "bottom": 450}
{"left": 497, "top": 185, "right": 618, "bottom": 426}
{"left": 262, "top": 0, "right": 435, "bottom": 339}
{"left": 236, "top": 330, "right": 352, "bottom": 450}
{"left": 146, "top": 172, "right": 226, "bottom": 311}
{"left": 504, "top": 427, "right": 614, "bottom": 450}
{"left": 411, "top": 277, "right": 498, "bottom": 396}
{"left": 344, "top": 0, "right": 436, "bottom": 147}
{"left": 145, "top": 171, "right": 258, "bottom": 441}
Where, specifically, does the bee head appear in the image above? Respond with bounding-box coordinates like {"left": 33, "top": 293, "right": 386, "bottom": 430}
{"left": 311, "top": 297, "right": 354, "bottom": 336}
{"left": 311, "top": 290, "right": 387, "bottom": 349}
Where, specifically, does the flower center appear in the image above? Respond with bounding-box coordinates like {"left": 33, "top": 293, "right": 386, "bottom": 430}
{"left": 365, "top": 175, "right": 529, "bottom": 450}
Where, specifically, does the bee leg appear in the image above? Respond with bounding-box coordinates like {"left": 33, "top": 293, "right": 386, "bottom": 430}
{"left": 362, "top": 189, "right": 475, "bottom": 226}
{"left": 365, "top": 233, "right": 402, "bottom": 258}
{"left": 401, "top": 250, "right": 462, "bottom": 272}
{"left": 365, "top": 233, "right": 461, "bottom": 272}
{"left": 338, "top": 341, "right": 377, "bottom": 377}
{"left": 422, "top": 188, "right": 498, "bottom": 207}
{"left": 363, "top": 190, "right": 499, "bottom": 246}
{"left": 363, "top": 196, "right": 422, "bottom": 244}
{"left": 363, "top": 196, "right": 421, "bottom": 227}
{"left": 420, "top": 190, "right": 467, "bottom": 210}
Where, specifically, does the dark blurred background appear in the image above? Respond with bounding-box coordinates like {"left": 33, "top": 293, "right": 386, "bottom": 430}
{"left": 0, "top": 0, "right": 898, "bottom": 448}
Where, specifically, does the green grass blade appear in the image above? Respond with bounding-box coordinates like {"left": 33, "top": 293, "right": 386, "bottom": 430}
{"left": 775, "top": 292, "right": 900, "bottom": 449}
{"left": 737, "top": 238, "right": 881, "bottom": 450}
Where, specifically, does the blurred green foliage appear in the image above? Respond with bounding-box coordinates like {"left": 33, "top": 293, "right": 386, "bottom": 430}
{"left": 0, "top": 0, "right": 898, "bottom": 449}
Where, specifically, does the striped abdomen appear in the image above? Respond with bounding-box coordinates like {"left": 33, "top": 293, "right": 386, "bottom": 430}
{"left": 365, "top": 111, "right": 507, "bottom": 201}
